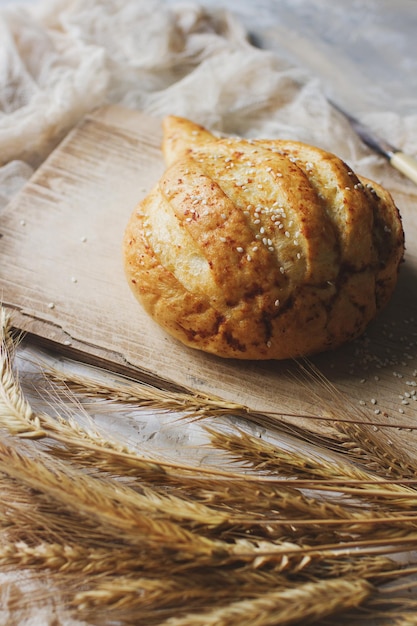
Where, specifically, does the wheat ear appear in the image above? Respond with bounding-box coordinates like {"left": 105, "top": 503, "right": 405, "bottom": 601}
{"left": 297, "top": 361, "right": 417, "bottom": 479}
{"left": 0, "top": 436, "right": 337, "bottom": 572}
{"left": 157, "top": 577, "right": 373, "bottom": 626}
{"left": 0, "top": 310, "right": 44, "bottom": 437}
{"left": 208, "top": 427, "right": 417, "bottom": 510}
{"left": 334, "top": 420, "right": 417, "bottom": 479}
{"left": 44, "top": 364, "right": 346, "bottom": 449}
{"left": 0, "top": 437, "right": 231, "bottom": 556}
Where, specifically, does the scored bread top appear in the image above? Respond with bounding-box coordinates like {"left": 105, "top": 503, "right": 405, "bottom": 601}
{"left": 123, "top": 116, "right": 404, "bottom": 360}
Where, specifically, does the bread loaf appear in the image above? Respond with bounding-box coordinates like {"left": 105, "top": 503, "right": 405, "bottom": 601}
{"left": 123, "top": 116, "right": 404, "bottom": 360}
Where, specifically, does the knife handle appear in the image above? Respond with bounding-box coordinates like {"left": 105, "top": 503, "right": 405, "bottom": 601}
{"left": 390, "top": 151, "right": 417, "bottom": 186}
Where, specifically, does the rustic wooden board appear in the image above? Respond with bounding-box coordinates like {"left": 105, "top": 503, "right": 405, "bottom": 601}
{"left": 1, "top": 105, "right": 416, "bottom": 435}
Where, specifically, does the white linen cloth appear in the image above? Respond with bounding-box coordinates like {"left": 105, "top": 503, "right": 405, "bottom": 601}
{"left": 1, "top": 0, "right": 417, "bottom": 214}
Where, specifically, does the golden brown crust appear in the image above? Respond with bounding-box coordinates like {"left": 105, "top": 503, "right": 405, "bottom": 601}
{"left": 123, "top": 116, "right": 404, "bottom": 360}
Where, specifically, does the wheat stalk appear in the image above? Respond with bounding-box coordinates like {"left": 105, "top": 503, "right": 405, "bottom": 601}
{"left": 0, "top": 540, "right": 157, "bottom": 577}
{"left": 157, "top": 577, "right": 373, "bottom": 626}
{"left": 334, "top": 420, "right": 417, "bottom": 479}
{"left": 0, "top": 539, "right": 296, "bottom": 591}
{"left": 2, "top": 307, "right": 417, "bottom": 624}
{"left": 0, "top": 436, "right": 345, "bottom": 573}
{"left": 43, "top": 364, "right": 357, "bottom": 452}
{"left": 296, "top": 361, "right": 417, "bottom": 479}
{"left": 208, "top": 427, "right": 417, "bottom": 510}
{"left": 0, "top": 437, "right": 230, "bottom": 557}
{"left": 0, "top": 349, "right": 207, "bottom": 487}
{"left": 45, "top": 357, "right": 417, "bottom": 431}
{"left": 3, "top": 536, "right": 394, "bottom": 617}
{"left": 4, "top": 344, "right": 410, "bottom": 520}
{"left": 0, "top": 313, "right": 163, "bottom": 472}
{"left": 45, "top": 365, "right": 264, "bottom": 419}
{"left": 72, "top": 573, "right": 294, "bottom": 614}
{"left": 3, "top": 362, "right": 414, "bottom": 551}
{"left": 6, "top": 432, "right": 413, "bottom": 581}
{"left": 73, "top": 576, "right": 202, "bottom": 612}
{"left": 5, "top": 325, "right": 411, "bottom": 503}
{"left": 0, "top": 311, "right": 44, "bottom": 438}
{"left": 1, "top": 366, "right": 414, "bottom": 552}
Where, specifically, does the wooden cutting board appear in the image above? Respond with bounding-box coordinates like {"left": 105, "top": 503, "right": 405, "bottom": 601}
{"left": 1, "top": 105, "right": 416, "bottom": 433}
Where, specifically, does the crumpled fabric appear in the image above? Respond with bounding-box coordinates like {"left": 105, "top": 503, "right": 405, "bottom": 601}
{"left": 0, "top": 0, "right": 250, "bottom": 171}
{"left": 0, "top": 0, "right": 416, "bottom": 211}
{"left": 0, "top": 570, "right": 88, "bottom": 625}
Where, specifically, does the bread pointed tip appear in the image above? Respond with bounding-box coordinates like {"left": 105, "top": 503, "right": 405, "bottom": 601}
{"left": 162, "top": 115, "right": 215, "bottom": 165}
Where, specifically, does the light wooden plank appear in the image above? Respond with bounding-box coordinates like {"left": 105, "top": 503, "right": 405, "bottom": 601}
{"left": 1, "top": 105, "right": 416, "bottom": 441}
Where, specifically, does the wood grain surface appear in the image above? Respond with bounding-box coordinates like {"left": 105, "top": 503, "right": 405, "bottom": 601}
{"left": 1, "top": 105, "right": 416, "bottom": 437}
